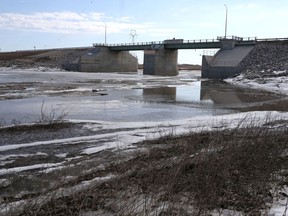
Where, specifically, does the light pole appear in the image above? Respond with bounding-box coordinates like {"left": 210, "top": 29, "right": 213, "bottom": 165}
{"left": 224, "top": 4, "right": 228, "bottom": 38}
{"left": 104, "top": 23, "right": 107, "bottom": 44}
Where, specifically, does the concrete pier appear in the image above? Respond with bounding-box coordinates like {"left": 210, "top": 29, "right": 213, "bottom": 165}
{"left": 143, "top": 48, "right": 178, "bottom": 76}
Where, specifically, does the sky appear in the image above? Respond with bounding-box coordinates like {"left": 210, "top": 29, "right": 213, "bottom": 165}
{"left": 0, "top": 0, "right": 288, "bottom": 64}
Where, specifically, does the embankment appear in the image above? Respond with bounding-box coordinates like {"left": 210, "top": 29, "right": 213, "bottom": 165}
{"left": 0, "top": 48, "right": 87, "bottom": 69}
{"left": 240, "top": 40, "right": 288, "bottom": 79}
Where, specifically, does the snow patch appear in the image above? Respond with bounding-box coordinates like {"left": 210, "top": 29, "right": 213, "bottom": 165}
{"left": 0, "top": 163, "right": 63, "bottom": 176}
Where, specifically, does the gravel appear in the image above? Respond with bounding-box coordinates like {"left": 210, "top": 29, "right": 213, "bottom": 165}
{"left": 240, "top": 41, "right": 288, "bottom": 79}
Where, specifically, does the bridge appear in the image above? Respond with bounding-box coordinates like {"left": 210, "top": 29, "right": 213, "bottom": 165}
{"left": 78, "top": 36, "right": 288, "bottom": 78}
{"left": 93, "top": 36, "right": 257, "bottom": 51}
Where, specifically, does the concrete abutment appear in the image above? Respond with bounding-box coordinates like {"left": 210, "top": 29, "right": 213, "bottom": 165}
{"left": 201, "top": 37, "right": 255, "bottom": 79}
{"left": 78, "top": 47, "right": 138, "bottom": 73}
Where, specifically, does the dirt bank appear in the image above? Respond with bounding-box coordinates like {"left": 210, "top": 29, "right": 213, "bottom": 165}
{"left": 0, "top": 48, "right": 88, "bottom": 69}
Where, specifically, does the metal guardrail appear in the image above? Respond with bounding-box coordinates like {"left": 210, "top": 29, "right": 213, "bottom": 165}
{"left": 256, "top": 37, "right": 288, "bottom": 42}
{"left": 93, "top": 39, "right": 220, "bottom": 48}
{"left": 93, "top": 36, "right": 288, "bottom": 48}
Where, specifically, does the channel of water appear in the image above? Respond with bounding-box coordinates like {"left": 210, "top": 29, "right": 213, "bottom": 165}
{"left": 0, "top": 70, "right": 286, "bottom": 126}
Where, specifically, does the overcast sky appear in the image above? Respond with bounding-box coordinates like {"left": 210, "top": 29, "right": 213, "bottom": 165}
{"left": 0, "top": 0, "right": 287, "bottom": 64}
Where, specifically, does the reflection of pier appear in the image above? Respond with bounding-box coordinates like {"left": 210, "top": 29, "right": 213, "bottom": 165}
{"left": 142, "top": 81, "right": 245, "bottom": 105}
{"left": 141, "top": 81, "right": 282, "bottom": 110}
{"left": 143, "top": 87, "right": 176, "bottom": 101}
{"left": 200, "top": 81, "right": 283, "bottom": 110}
{"left": 143, "top": 80, "right": 277, "bottom": 108}
{"left": 200, "top": 81, "right": 242, "bottom": 105}
{"left": 142, "top": 82, "right": 244, "bottom": 105}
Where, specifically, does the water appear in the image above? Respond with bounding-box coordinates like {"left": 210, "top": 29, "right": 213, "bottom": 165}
{"left": 0, "top": 69, "right": 285, "bottom": 125}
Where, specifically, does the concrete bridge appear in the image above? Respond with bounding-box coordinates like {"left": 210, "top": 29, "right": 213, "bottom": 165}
{"left": 78, "top": 36, "right": 287, "bottom": 78}
{"left": 97, "top": 36, "right": 256, "bottom": 51}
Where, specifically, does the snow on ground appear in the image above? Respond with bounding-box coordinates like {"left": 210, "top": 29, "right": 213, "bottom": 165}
{"left": 226, "top": 73, "right": 288, "bottom": 95}
{"left": 225, "top": 72, "right": 288, "bottom": 216}
{"left": 1, "top": 110, "right": 287, "bottom": 175}
{"left": 0, "top": 162, "right": 64, "bottom": 176}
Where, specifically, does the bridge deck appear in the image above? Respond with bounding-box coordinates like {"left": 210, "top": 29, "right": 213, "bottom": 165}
{"left": 93, "top": 37, "right": 288, "bottom": 51}
{"left": 93, "top": 37, "right": 259, "bottom": 51}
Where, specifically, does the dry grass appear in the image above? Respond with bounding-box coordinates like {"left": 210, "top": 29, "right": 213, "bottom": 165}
{"left": 4, "top": 120, "right": 288, "bottom": 216}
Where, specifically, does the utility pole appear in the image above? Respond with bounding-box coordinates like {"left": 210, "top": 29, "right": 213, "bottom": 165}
{"left": 224, "top": 4, "right": 228, "bottom": 38}
{"left": 105, "top": 23, "right": 107, "bottom": 44}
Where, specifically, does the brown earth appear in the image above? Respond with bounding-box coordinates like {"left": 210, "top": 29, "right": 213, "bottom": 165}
{"left": 0, "top": 48, "right": 88, "bottom": 69}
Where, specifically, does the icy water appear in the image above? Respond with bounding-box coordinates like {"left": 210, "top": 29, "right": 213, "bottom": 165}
{"left": 0, "top": 69, "right": 285, "bottom": 125}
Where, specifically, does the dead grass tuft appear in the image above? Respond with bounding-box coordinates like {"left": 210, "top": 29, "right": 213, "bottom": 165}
{"left": 5, "top": 120, "right": 288, "bottom": 215}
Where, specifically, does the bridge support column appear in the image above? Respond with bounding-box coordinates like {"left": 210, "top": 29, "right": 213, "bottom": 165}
{"left": 143, "top": 48, "right": 178, "bottom": 76}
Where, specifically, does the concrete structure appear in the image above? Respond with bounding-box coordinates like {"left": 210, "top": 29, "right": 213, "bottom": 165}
{"left": 143, "top": 48, "right": 178, "bottom": 76}
{"left": 99, "top": 37, "right": 256, "bottom": 77}
{"left": 92, "top": 38, "right": 223, "bottom": 76}
{"left": 77, "top": 37, "right": 286, "bottom": 77}
{"left": 78, "top": 47, "right": 138, "bottom": 73}
{"left": 201, "top": 37, "right": 255, "bottom": 79}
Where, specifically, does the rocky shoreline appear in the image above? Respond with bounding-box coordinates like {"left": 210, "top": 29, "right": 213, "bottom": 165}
{"left": 240, "top": 41, "right": 288, "bottom": 79}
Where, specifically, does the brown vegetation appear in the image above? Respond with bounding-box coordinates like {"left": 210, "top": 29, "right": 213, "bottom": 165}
{"left": 6, "top": 119, "right": 288, "bottom": 216}
{"left": 0, "top": 48, "right": 87, "bottom": 69}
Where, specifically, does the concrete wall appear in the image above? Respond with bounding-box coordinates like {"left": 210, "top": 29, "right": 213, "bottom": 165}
{"left": 78, "top": 47, "right": 138, "bottom": 72}
{"left": 202, "top": 64, "right": 245, "bottom": 79}
{"left": 211, "top": 46, "right": 254, "bottom": 67}
{"left": 201, "top": 45, "right": 254, "bottom": 79}
{"left": 143, "top": 48, "right": 178, "bottom": 76}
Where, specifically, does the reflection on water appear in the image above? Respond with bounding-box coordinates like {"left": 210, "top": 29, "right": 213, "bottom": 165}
{"left": 142, "top": 82, "right": 202, "bottom": 103}
{"left": 0, "top": 78, "right": 286, "bottom": 126}
{"left": 141, "top": 80, "right": 284, "bottom": 110}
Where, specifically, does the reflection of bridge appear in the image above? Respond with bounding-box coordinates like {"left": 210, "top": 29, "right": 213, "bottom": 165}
{"left": 79, "top": 37, "right": 288, "bottom": 78}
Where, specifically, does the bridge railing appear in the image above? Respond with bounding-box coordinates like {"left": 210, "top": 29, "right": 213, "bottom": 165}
{"left": 93, "top": 41, "right": 164, "bottom": 47}
{"left": 93, "top": 39, "right": 220, "bottom": 47}
{"left": 183, "top": 39, "right": 219, "bottom": 43}
{"left": 93, "top": 37, "right": 288, "bottom": 48}
{"left": 256, "top": 37, "right": 288, "bottom": 42}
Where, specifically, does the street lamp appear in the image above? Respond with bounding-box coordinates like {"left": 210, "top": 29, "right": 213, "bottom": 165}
{"left": 104, "top": 23, "right": 107, "bottom": 44}
{"left": 224, "top": 4, "right": 228, "bottom": 38}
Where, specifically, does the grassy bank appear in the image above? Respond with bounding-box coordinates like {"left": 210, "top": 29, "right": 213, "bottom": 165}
{"left": 4, "top": 119, "right": 287, "bottom": 216}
